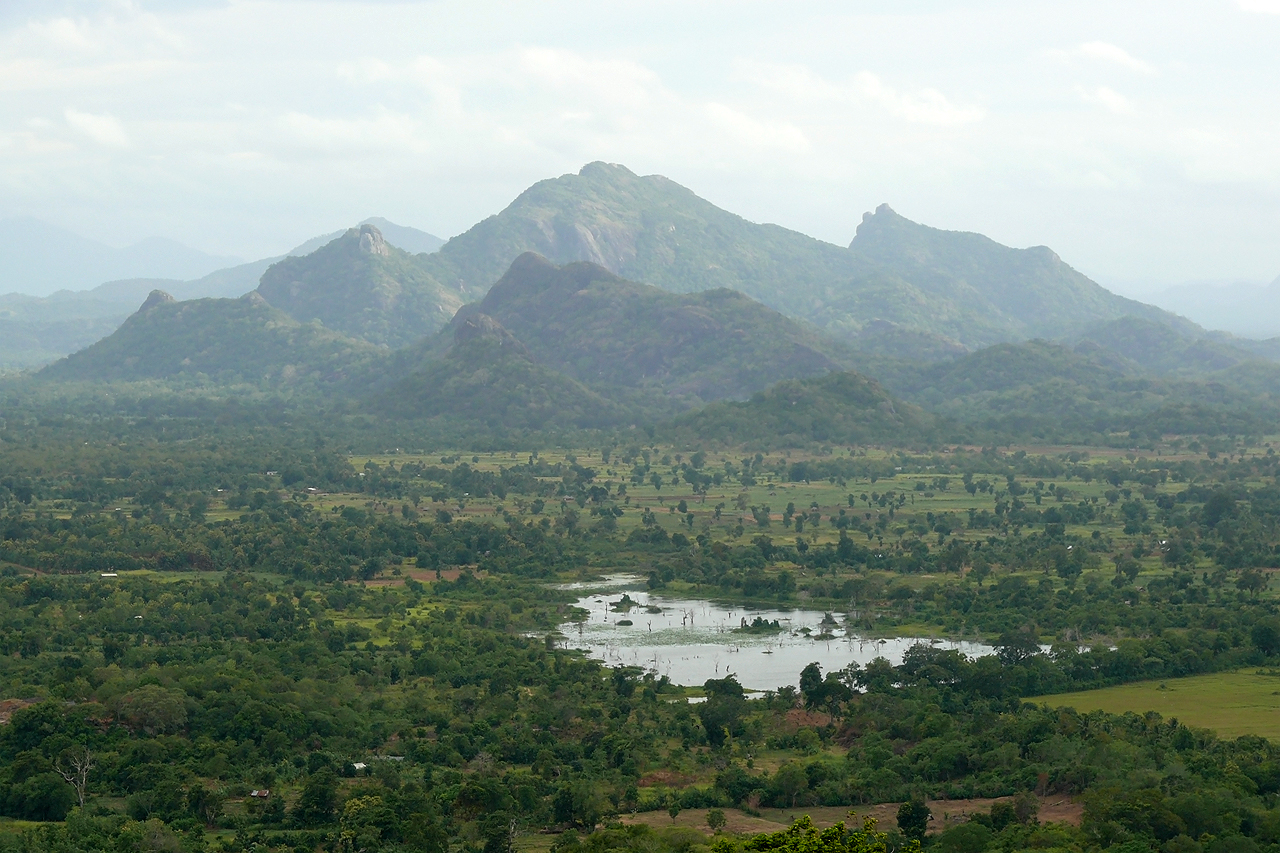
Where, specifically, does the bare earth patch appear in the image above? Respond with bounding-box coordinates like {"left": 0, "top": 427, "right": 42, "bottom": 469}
{"left": 783, "top": 709, "right": 834, "bottom": 729}
{"left": 0, "top": 698, "right": 38, "bottom": 725}
{"left": 621, "top": 796, "right": 1081, "bottom": 838}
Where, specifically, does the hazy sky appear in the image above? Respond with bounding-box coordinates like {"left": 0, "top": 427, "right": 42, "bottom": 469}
{"left": 2, "top": 0, "right": 1278, "bottom": 292}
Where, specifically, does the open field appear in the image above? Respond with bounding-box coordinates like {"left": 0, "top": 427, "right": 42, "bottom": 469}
{"left": 1030, "top": 669, "right": 1280, "bottom": 739}
{"left": 618, "top": 796, "right": 1083, "bottom": 837}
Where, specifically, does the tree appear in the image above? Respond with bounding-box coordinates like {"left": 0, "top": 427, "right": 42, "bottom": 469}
{"left": 698, "top": 676, "right": 747, "bottom": 747}
{"left": 1238, "top": 570, "right": 1267, "bottom": 598}
{"left": 114, "top": 685, "right": 187, "bottom": 734}
{"left": 187, "top": 784, "right": 225, "bottom": 828}
{"left": 668, "top": 803, "right": 681, "bottom": 822}
{"left": 996, "top": 629, "right": 1041, "bottom": 665}
{"left": 554, "top": 782, "right": 605, "bottom": 828}
{"left": 707, "top": 809, "right": 727, "bottom": 833}
{"left": 292, "top": 768, "right": 339, "bottom": 827}
{"left": 55, "top": 745, "right": 94, "bottom": 809}
{"left": 773, "top": 762, "right": 808, "bottom": 808}
{"left": 12, "top": 772, "right": 75, "bottom": 821}
{"left": 799, "top": 662, "right": 824, "bottom": 705}
{"left": 896, "top": 800, "right": 931, "bottom": 842}
{"left": 1254, "top": 618, "right": 1280, "bottom": 656}
{"left": 481, "top": 810, "right": 518, "bottom": 853}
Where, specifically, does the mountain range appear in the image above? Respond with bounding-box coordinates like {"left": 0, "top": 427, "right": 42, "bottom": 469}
{"left": 0, "top": 218, "right": 443, "bottom": 369}
{"left": 0, "top": 217, "right": 242, "bottom": 297}
{"left": 406, "top": 163, "right": 1193, "bottom": 353}
{"left": 9, "top": 162, "right": 1233, "bottom": 372}
{"left": 23, "top": 162, "right": 1280, "bottom": 446}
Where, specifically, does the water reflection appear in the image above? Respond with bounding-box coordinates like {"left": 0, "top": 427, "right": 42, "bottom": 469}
{"left": 557, "top": 577, "right": 996, "bottom": 691}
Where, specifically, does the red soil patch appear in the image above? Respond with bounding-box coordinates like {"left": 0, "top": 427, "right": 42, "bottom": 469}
{"left": 636, "top": 770, "right": 697, "bottom": 788}
{"left": 361, "top": 567, "right": 486, "bottom": 587}
{"left": 0, "top": 698, "right": 38, "bottom": 725}
{"left": 784, "top": 709, "right": 834, "bottom": 729}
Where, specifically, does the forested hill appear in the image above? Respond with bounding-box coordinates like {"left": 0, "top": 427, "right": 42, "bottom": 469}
{"left": 428, "top": 162, "right": 854, "bottom": 308}
{"left": 39, "top": 289, "right": 387, "bottom": 388}
{"left": 415, "top": 162, "right": 1190, "bottom": 352}
{"left": 842, "top": 204, "right": 1187, "bottom": 345}
{"left": 665, "top": 370, "right": 936, "bottom": 448}
{"left": 438, "top": 252, "right": 853, "bottom": 406}
{"left": 377, "top": 312, "right": 628, "bottom": 431}
{"left": 1071, "top": 316, "right": 1266, "bottom": 376}
{"left": 257, "top": 224, "right": 465, "bottom": 348}
{"left": 879, "top": 339, "right": 1280, "bottom": 443}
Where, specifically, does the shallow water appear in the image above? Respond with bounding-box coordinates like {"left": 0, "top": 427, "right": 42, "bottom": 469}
{"left": 557, "top": 577, "right": 996, "bottom": 691}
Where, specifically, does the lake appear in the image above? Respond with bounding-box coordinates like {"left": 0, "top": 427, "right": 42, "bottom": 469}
{"left": 556, "top": 577, "right": 996, "bottom": 691}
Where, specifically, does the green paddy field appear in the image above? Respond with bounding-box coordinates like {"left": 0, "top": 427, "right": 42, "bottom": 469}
{"left": 1032, "top": 669, "right": 1280, "bottom": 740}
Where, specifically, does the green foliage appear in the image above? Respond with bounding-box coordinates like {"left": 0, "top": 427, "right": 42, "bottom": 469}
{"left": 666, "top": 371, "right": 934, "bottom": 448}
{"left": 895, "top": 800, "right": 930, "bottom": 841}
{"left": 875, "top": 339, "right": 1280, "bottom": 442}
{"left": 745, "top": 816, "right": 909, "bottom": 853}
{"left": 5, "top": 385, "right": 1280, "bottom": 853}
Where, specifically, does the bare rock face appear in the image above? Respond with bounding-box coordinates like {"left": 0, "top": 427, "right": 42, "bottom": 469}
{"left": 240, "top": 291, "right": 269, "bottom": 307}
{"left": 358, "top": 224, "right": 389, "bottom": 256}
{"left": 139, "top": 289, "right": 175, "bottom": 312}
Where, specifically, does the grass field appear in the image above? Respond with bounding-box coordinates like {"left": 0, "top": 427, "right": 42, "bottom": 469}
{"left": 1029, "top": 669, "right": 1280, "bottom": 740}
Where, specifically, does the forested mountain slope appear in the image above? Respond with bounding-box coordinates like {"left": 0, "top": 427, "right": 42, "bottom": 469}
{"left": 39, "top": 290, "right": 386, "bottom": 388}
{"left": 666, "top": 370, "right": 936, "bottom": 448}
{"left": 439, "top": 253, "right": 853, "bottom": 406}
{"left": 1071, "top": 316, "right": 1265, "bottom": 376}
{"left": 257, "top": 224, "right": 465, "bottom": 348}
{"left": 876, "top": 340, "right": 1280, "bottom": 441}
{"left": 378, "top": 312, "right": 627, "bottom": 431}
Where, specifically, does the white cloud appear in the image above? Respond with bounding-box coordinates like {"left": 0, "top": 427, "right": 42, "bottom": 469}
{"left": 28, "top": 17, "right": 97, "bottom": 51}
{"left": 64, "top": 108, "right": 130, "bottom": 147}
{"left": 738, "top": 63, "right": 983, "bottom": 126}
{"left": 705, "top": 103, "right": 809, "bottom": 153}
{"left": 852, "top": 72, "right": 985, "bottom": 125}
{"left": 1077, "top": 85, "right": 1132, "bottom": 114}
{"left": 1239, "top": 0, "right": 1280, "bottom": 12}
{"left": 516, "top": 48, "right": 663, "bottom": 115}
{"left": 276, "top": 111, "right": 430, "bottom": 157}
{"left": 1077, "top": 41, "right": 1154, "bottom": 74}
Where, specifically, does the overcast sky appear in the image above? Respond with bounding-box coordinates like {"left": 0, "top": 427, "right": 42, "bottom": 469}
{"left": 2, "top": 0, "right": 1278, "bottom": 292}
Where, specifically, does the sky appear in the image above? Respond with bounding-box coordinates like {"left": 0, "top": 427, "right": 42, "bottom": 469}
{"left": 1, "top": 0, "right": 1279, "bottom": 294}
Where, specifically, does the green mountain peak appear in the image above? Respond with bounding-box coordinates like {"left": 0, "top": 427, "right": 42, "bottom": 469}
{"left": 257, "top": 224, "right": 463, "bottom": 348}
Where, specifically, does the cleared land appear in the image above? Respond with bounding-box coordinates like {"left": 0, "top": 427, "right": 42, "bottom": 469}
{"left": 619, "top": 796, "right": 1083, "bottom": 837}
{"left": 1030, "top": 669, "right": 1280, "bottom": 739}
